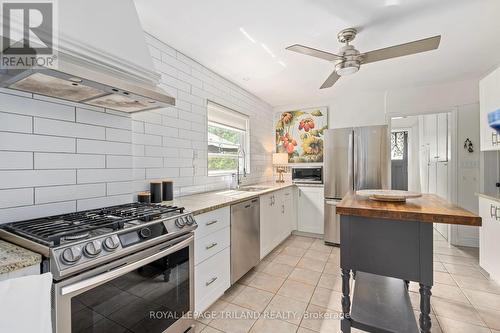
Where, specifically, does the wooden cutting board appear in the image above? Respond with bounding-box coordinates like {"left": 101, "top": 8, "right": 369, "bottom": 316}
{"left": 356, "top": 190, "right": 422, "bottom": 202}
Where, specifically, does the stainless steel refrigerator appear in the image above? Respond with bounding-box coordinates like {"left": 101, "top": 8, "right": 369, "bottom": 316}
{"left": 323, "top": 125, "right": 391, "bottom": 245}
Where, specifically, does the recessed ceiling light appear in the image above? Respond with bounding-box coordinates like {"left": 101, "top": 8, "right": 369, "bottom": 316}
{"left": 239, "top": 27, "right": 256, "bottom": 43}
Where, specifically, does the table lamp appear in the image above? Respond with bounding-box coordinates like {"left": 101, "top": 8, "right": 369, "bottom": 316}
{"left": 273, "top": 153, "right": 289, "bottom": 183}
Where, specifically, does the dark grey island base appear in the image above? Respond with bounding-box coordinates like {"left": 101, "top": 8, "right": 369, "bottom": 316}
{"left": 340, "top": 215, "right": 432, "bottom": 333}
{"left": 336, "top": 192, "right": 481, "bottom": 333}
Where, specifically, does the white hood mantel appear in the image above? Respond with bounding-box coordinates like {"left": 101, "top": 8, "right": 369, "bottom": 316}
{"left": 0, "top": 0, "right": 175, "bottom": 113}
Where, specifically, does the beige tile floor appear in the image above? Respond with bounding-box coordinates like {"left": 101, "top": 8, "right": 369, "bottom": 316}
{"left": 193, "top": 231, "right": 500, "bottom": 333}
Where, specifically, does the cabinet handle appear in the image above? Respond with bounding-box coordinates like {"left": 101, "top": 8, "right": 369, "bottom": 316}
{"left": 492, "top": 132, "right": 498, "bottom": 146}
{"left": 206, "top": 277, "right": 218, "bottom": 286}
{"left": 496, "top": 207, "right": 500, "bottom": 221}
{"left": 205, "top": 242, "right": 218, "bottom": 250}
{"left": 285, "top": 192, "right": 290, "bottom": 196}
{"left": 491, "top": 205, "right": 498, "bottom": 219}
{"left": 206, "top": 220, "right": 218, "bottom": 226}
{"left": 281, "top": 204, "right": 285, "bottom": 214}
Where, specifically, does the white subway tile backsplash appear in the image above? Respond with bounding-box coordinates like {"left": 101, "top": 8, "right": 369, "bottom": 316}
{"left": 0, "top": 132, "right": 75, "bottom": 153}
{"left": 106, "top": 155, "right": 133, "bottom": 169}
{"left": 132, "top": 110, "right": 163, "bottom": 125}
{"left": 0, "top": 152, "right": 33, "bottom": 170}
{"left": 0, "top": 170, "right": 75, "bottom": 189}
{"left": 0, "top": 201, "right": 76, "bottom": 224}
{"left": 0, "top": 188, "right": 33, "bottom": 209}
{"left": 0, "top": 92, "right": 75, "bottom": 121}
{"left": 145, "top": 167, "right": 179, "bottom": 179}
{"left": 144, "top": 123, "right": 178, "bottom": 138}
{"left": 105, "top": 128, "right": 132, "bottom": 143}
{"left": 76, "top": 108, "right": 131, "bottom": 130}
{"left": 35, "top": 183, "right": 106, "bottom": 204}
{"left": 77, "top": 139, "right": 132, "bottom": 156}
{"left": 34, "top": 153, "right": 105, "bottom": 169}
{"left": 77, "top": 194, "right": 132, "bottom": 211}
{"left": 132, "top": 133, "right": 162, "bottom": 146}
{"left": 77, "top": 169, "right": 133, "bottom": 184}
{"left": 162, "top": 137, "right": 191, "bottom": 149}
{"left": 0, "top": 112, "right": 32, "bottom": 133}
{"left": 133, "top": 156, "right": 163, "bottom": 168}
{"left": 106, "top": 181, "right": 133, "bottom": 196}
{"left": 132, "top": 120, "right": 145, "bottom": 133}
{"left": 34, "top": 117, "right": 105, "bottom": 139}
{"left": 144, "top": 146, "right": 178, "bottom": 158}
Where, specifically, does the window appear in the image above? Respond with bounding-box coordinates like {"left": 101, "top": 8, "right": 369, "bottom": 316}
{"left": 207, "top": 101, "right": 250, "bottom": 176}
{"left": 391, "top": 131, "right": 407, "bottom": 160}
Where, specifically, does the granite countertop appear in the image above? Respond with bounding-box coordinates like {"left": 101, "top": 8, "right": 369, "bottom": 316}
{"left": 0, "top": 240, "right": 41, "bottom": 274}
{"left": 164, "top": 182, "right": 296, "bottom": 215}
{"left": 337, "top": 192, "right": 482, "bottom": 226}
{"left": 476, "top": 192, "right": 500, "bottom": 203}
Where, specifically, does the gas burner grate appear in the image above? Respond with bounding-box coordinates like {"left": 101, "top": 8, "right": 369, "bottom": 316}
{"left": 1, "top": 202, "right": 185, "bottom": 247}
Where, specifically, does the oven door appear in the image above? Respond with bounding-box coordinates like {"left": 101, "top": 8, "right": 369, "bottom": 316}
{"left": 53, "top": 233, "right": 194, "bottom": 333}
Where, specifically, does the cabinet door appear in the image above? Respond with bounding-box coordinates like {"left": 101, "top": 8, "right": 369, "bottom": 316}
{"left": 280, "top": 191, "right": 293, "bottom": 241}
{"left": 436, "top": 113, "right": 448, "bottom": 161}
{"left": 423, "top": 114, "right": 438, "bottom": 160}
{"left": 297, "top": 186, "right": 324, "bottom": 234}
{"left": 259, "top": 192, "right": 276, "bottom": 259}
{"left": 480, "top": 69, "right": 500, "bottom": 151}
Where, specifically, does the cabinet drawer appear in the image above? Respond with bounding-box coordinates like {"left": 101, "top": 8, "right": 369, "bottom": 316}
{"left": 194, "top": 207, "right": 230, "bottom": 239}
{"left": 195, "top": 247, "right": 230, "bottom": 313}
{"left": 195, "top": 226, "right": 230, "bottom": 265}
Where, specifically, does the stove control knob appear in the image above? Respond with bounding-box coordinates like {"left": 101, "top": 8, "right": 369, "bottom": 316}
{"left": 84, "top": 240, "right": 102, "bottom": 258}
{"left": 61, "top": 247, "right": 82, "bottom": 265}
{"left": 175, "top": 218, "right": 185, "bottom": 228}
{"left": 185, "top": 215, "right": 194, "bottom": 225}
{"left": 139, "top": 227, "right": 152, "bottom": 239}
{"left": 103, "top": 236, "right": 120, "bottom": 251}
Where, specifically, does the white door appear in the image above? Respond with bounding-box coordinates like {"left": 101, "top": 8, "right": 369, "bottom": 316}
{"left": 297, "top": 186, "right": 324, "bottom": 234}
{"left": 436, "top": 113, "right": 448, "bottom": 162}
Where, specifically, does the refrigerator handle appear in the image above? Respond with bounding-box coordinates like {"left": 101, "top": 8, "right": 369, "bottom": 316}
{"left": 348, "top": 130, "right": 354, "bottom": 192}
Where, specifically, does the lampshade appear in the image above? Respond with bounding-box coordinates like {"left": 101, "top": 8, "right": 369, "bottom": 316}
{"left": 272, "top": 153, "right": 288, "bottom": 165}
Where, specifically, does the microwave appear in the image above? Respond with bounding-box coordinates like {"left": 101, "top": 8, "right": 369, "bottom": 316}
{"left": 292, "top": 166, "right": 323, "bottom": 184}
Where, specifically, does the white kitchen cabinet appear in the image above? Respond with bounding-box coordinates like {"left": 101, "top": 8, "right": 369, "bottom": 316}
{"left": 479, "top": 67, "right": 500, "bottom": 151}
{"left": 422, "top": 113, "right": 449, "bottom": 162}
{"left": 193, "top": 207, "right": 231, "bottom": 313}
{"left": 297, "top": 186, "right": 324, "bottom": 234}
{"left": 436, "top": 113, "right": 449, "bottom": 162}
{"left": 479, "top": 196, "right": 500, "bottom": 283}
{"left": 260, "top": 187, "right": 294, "bottom": 259}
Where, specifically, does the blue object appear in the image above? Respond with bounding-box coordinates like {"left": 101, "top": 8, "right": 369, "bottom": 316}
{"left": 489, "top": 109, "right": 500, "bottom": 132}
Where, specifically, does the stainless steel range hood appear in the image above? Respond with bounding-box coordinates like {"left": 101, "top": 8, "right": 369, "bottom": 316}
{"left": 0, "top": 0, "right": 175, "bottom": 113}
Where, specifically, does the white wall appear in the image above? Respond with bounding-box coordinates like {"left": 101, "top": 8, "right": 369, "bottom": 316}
{"left": 0, "top": 33, "right": 274, "bottom": 224}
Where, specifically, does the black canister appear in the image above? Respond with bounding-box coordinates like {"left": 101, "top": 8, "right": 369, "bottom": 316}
{"left": 150, "top": 181, "right": 162, "bottom": 203}
{"left": 162, "top": 180, "right": 173, "bottom": 201}
{"left": 137, "top": 191, "right": 151, "bottom": 203}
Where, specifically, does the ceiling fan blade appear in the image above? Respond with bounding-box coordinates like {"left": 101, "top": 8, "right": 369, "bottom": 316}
{"left": 320, "top": 71, "right": 340, "bottom": 89}
{"left": 361, "top": 35, "right": 441, "bottom": 65}
{"left": 286, "top": 44, "right": 343, "bottom": 62}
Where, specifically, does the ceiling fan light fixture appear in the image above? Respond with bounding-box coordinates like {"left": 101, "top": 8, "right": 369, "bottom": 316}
{"left": 336, "top": 61, "right": 360, "bottom": 76}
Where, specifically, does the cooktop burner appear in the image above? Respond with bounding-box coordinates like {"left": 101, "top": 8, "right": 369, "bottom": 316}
{"left": 2, "top": 202, "right": 185, "bottom": 246}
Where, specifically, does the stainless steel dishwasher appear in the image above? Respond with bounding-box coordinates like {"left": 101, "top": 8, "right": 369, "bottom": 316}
{"left": 230, "top": 197, "right": 260, "bottom": 284}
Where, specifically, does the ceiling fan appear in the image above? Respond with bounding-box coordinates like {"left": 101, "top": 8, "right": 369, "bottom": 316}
{"left": 286, "top": 28, "right": 441, "bottom": 89}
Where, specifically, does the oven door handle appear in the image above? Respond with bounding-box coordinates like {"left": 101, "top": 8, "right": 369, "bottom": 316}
{"left": 60, "top": 234, "right": 193, "bottom": 296}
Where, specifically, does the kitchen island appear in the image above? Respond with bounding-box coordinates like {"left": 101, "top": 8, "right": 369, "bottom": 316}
{"left": 336, "top": 192, "right": 481, "bottom": 333}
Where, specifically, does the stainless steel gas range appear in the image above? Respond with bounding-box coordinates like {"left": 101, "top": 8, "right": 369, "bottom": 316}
{"left": 0, "top": 202, "right": 197, "bottom": 333}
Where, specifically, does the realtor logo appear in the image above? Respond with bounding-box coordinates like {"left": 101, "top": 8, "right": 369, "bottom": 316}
{"left": 1, "top": 0, "right": 57, "bottom": 68}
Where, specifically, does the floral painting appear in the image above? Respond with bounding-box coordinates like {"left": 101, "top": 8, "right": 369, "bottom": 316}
{"left": 275, "top": 107, "right": 328, "bottom": 163}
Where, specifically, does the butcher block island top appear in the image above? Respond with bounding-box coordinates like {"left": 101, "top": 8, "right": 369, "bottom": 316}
{"left": 337, "top": 192, "right": 481, "bottom": 226}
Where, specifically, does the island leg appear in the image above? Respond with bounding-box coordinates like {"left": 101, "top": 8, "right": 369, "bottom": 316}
{"left": 419, "top": 284, "right": 432, "bottom": 333}
{"left": 341, "top": 268, "right": 352, "bottom": 332}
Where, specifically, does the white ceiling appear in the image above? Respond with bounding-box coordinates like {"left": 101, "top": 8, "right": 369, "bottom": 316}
{"left": 134, "top": 0, "right": 500, "bottom": 107}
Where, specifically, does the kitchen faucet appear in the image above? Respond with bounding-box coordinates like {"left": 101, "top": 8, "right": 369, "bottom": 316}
{"left": 233, "top": 148, "right": 246, "bottom": 189}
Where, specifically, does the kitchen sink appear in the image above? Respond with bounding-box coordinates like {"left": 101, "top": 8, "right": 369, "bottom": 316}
{"left": 237, "top": 186, "right": 272, "bottom": 192}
